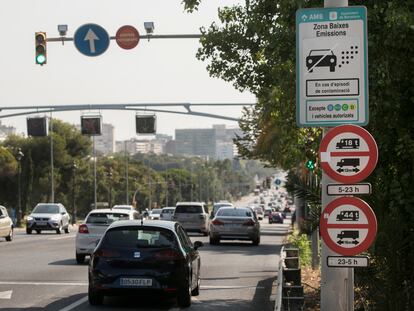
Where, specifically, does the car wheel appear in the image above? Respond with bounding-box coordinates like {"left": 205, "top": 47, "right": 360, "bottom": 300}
{"left": 177, "top": 277, "right": 192, "bottom": 308}
{"left": 76, "top": 253, "right": 85, "bottom": 264}
{"left": 88, "top": 286, "right": 104, "bottom": 306}
{"left": 191, "top": 277, "right": 200, "bottom": 296}
{"left": 36, "top": 230, "right": 41, "bottom": 234}
{"left": 202, "top": 231, "right": 209, "bottom": 236}
{"left": 5, "top": 227, "right": 13, "bottom": 242}
{"left": 26, "top": 228, "right": 32, "bottom": 234}
{"left": 64, "top": 226, "right": 70, "bottom": 234}
{"left": 252, "top": 237, "right": 260, "bottom": 246}
{"left": 56, "top": 223, "right": 62, "bottom": 234}
{"left": 209, "top": 236, "right": 219, "bottom": 245}
{"left": 330, "top": 66, "right": 335, "bottom": 72}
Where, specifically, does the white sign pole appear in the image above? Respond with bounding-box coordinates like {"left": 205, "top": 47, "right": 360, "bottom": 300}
{"left": 320, "top": 2, "right": 353, "bottom": 311}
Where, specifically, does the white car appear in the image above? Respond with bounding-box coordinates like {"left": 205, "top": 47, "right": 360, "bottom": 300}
{"left": 112, "top": 205, "right": 135, "bottom": 211}
{"left": 75, "top": 208, "right": 140, "bottom": 264}
{"left": 160, "top": 207, "right": 175, "bottom": 221}
{"left": 148, "top": 208, "right": 162, "bottom": 220}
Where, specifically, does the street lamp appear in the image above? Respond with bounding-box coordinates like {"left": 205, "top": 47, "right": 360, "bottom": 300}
{"left": 71, "top": 161, "right": 77, "bottom": 224}
{"left": 16, "top": 148, "right": 24, "bottom": 227}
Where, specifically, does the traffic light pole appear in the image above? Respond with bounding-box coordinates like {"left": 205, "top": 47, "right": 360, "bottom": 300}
{"left": 320, "top": 3, "right": 353, "bottom": 311}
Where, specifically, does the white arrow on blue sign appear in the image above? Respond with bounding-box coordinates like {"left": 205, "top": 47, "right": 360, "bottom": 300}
{"left": 74, "top": 24, "right": 110, "bottom": 57}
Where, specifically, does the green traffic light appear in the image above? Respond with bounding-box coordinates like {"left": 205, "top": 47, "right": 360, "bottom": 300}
{"left": 36, "top": 54, "right": 46, "bottom": 64}
{"left": 306, "top": 160, "right": 315, "bottom": 170}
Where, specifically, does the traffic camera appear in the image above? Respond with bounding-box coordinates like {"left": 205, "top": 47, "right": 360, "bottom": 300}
{"left": 35, "top": 32, "right": 47, "bottom": 65}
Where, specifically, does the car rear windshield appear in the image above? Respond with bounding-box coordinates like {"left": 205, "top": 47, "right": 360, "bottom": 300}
{"left": 86, "top": 213, "right": 130, "bottom": 225}
{"left": 175, "top": 205, "right": 203, "bottom": 213}
{"left": 217, "top": 208, "right": 253, "bottom": 217}
{"left": 103, "top": 227, "right": 177, "bottom": 248}
{"left": 150, "top": 209, "right": 162, "bottom": 214}
{"left": 33, "top": 205, "right": 59, "bottom": 214}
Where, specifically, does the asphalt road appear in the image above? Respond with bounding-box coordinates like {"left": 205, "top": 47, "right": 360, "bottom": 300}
{"left": 0, "top": 197, "right": 289, "bottom": 311}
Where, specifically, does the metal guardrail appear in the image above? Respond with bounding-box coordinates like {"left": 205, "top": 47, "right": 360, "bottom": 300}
{"left": 274, "top": 245, "right": 285, "bottom": 311}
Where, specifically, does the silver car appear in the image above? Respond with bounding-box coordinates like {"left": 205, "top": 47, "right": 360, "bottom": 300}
{"left": 209, "top": 206, "right": 260, "bottom": 245}
{"left": 26, "top": 203, "right": 70, "bottom": 234}
{"left": 0, "top": 206, "right": 13, "bottom": 242}
{"left": 160, "top": 207, "right": 175, "bottom": 221}
{"left": 173, "top": 202, "right": 210, "bottom": 236}
{"left": 75, "top": 208, "right": 140, "bottom": 263}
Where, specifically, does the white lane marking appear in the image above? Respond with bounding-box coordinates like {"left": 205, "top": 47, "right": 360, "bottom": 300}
{"left": 58, "top": 296, "right": 88, "bottom": 311}
{"left": 0, "top": 290, "right": 12, "bottom": 299}
{"left": 0, "top": 281, "right": 87, "bottom": 286}
{"left": 49, "top": 235, "right": 75, "bottom": 240}
{"left": 201, "top": 285, "right": 265, "bottom": 290}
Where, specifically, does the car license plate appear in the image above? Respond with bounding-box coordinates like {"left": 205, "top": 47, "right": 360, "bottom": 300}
{"left": 120, "top": 278, "right": 152, "bottom": 287}
{"left": 36, "top": 221, "right": 47, "bottom": 226}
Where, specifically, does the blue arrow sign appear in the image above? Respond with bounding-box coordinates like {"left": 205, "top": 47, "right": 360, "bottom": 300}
{"left": 74, "top": 24, "right": 110, "bottom": 57}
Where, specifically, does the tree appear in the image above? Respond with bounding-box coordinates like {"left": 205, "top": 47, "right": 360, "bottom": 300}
{"left": 182, "top": 0, "right": 414, "bottom": 308}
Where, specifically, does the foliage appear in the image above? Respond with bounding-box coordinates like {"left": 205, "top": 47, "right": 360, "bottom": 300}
{"left": 288, "top": 230, "right": 312, "bottom": 267}
{"left": 182, "top": 0, "right": 414, "bottom": 308}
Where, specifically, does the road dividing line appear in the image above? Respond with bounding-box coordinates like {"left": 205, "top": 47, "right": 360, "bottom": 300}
{"left": 201, "top": 285, "right": 265, "bottom": 290}
{"left": 0, "top": 281, "right": 87, "bottom": 286}
{"left": 49, "top": 235, "right": 75, "bottom": 240}
{"left": 0, "top": 290, "right": 12, "bottom": 299}
{"left": 58, "top": 296, "right": 88, "bottom": 311}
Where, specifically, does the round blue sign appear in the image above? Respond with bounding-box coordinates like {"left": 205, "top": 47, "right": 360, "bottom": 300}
{"left": 275, "top": 178, "right": 281, "bottom": 185}
{"left": 74, "top": 23, "right": 110, "bottom": 57}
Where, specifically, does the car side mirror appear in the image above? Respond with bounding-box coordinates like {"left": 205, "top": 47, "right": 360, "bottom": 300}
{"left": 193, "top": 241, "right": 204, "bottom": 250}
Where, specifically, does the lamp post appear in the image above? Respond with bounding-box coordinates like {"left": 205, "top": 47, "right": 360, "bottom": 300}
{"left": 106, "top": 169, "right": 113, "bottom": 209}
{"left": 16, "top": 148, "right": 24, "bottom": 227}
{"left": 71, "top": 161, "right": 77, "bottom": 224}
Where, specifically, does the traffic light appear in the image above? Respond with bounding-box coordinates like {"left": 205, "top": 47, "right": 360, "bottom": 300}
{"left": 81, "top": 116, "right": 102, "bottom": 135}
{"left": 305, "top": 159, "right": 316, "bottom": 171}
{"left": 27, "top": 117, "right": 48, "bottom": 136}
{"left": 35, "top": 32, "right": 47, "bottom": 65}
{"left": 136, "top": 114, "right": 156, "bottom": 134}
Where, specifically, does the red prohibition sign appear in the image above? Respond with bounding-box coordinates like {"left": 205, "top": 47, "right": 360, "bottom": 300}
{"left": 116, "top": 25, "right": 140, "bottom": 50}
{"left": 319, "top": 125, "right": 378, "bottom": 183}
{"left": 320, "top": 197, "right": 377, "bottom": 256}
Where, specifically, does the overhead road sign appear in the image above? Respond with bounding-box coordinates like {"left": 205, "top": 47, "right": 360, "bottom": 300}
{"left": 327, "top": 256, "right": 369, "bottom": 268}
{"left": 296, "top": 6, "right": 368, "bottom": 127}
{"left": 319, "top": 124, "right": 378, "bottom": 183}
{"left": 116, "top": 25, "right": 140, "bottom": 50}
{"left": 327, "top": 183, "right": 371, "bottom": 196}
{"left": 320, "top": 197, "right": 377, "bottom": 256}
{"left": 74, "top": 23, "right": 110, "bottom": 57}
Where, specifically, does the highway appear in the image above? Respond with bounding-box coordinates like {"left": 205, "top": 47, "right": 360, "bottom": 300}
{"left": 0, "top": 219, "right": 289, "bottom": 311}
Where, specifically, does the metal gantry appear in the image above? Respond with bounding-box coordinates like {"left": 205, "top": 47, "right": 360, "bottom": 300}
{"left": 0, "top": 102, "right": 255, "bottom": 121}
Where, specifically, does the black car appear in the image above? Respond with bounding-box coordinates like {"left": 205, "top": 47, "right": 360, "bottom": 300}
{"left": 306, "top": 49, "right": 337, "bottom": 72}
{"left": 88, "top": 220, "right": 203, "bottom": 308}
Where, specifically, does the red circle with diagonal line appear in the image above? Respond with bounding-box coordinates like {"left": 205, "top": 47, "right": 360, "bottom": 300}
{"left": 320, "top": 197, "right": 377, "bottom": 256}
{"left": 319, "top": 125, "right": 378, "bottom": 183}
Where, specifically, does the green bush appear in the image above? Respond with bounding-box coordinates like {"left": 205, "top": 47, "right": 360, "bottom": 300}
{"left": 288, "top": 231, "right": 311, "bottom": 267}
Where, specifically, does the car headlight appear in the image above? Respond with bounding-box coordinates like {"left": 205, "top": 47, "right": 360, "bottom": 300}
{"left": 51, "top": 215, "right": 60, "bottom": 221}
{"left": 26, "top": 216, "right": 33, "bottom": 221}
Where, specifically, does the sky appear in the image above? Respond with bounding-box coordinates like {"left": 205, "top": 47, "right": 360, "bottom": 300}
{"left": 0, "top": 0, "right": 256, "bottom": 140}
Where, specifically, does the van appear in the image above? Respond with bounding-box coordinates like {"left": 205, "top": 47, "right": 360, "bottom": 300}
{"left": 337, "top": 158, "right": 360, "bottom": 168}
{"left": 173, "top": 202, "right": 210, "bottom": 236}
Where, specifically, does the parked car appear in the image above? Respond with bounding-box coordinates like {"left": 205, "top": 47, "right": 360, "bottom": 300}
{"left": 112, "top": 205, "right": 135, "bottom": 211}
{"left": 269, "top": 211, "right": 284, "bottom": 224}
{"left": 211, "top": 202, "right": 233, "bottom": 219}
{"left": 88, "top": 220, "right": 203, "bottom": 308}
{"left": 149, "top": 209, "right": 162, "bottom": 220}
{"left": 172, "top": 202, "right": 209, "bottom": 236}
{"left": 160, "top": 207, "right": 176, "bottom": 221}
{"left": 76, "top": 208, "right": 140, "bottom": 264}
{"left": 0, "top": 205, "right": 13, "bottom": 242}
{"left": 209, "top": 206, "right": 260, "bottom": 245}
{"left": 26, "top": 203, "right": 70, "bottom": 234}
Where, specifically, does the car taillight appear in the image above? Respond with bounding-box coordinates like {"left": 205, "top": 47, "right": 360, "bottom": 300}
{"left": 94, "top": 249, "right": 120, "bottom": 258}
{"left": 243, "top": 219, "right": 255, "bottom": 226}
{"left": 78, "top": 224, "right": 89, "bottom": 234}
{"left": 155, "top": 249, "right": 182, "bottom": 261}
{"left": 212, "top": 219, "right": 224, "bottom": 226}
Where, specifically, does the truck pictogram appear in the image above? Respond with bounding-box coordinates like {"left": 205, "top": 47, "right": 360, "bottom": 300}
{"left": 337, "top": 158, "right": 360, "bottom": 168}
{"left": 337, "top": 230, "right": 360, "bottom": 245}
{"left": 336, "top": 138, "right": 360, "bottom": 150}
{"left": 336, "top": 210, "right": 359, "bottom": 221}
